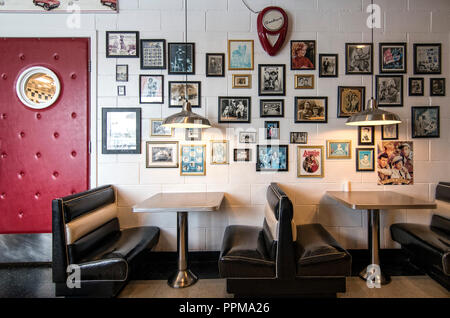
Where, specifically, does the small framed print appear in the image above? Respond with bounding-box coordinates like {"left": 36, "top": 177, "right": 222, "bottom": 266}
{"left": 228, "top": 40, "right": 254, "bottom": 70}
{"left": 376, "top": 75, "right": 403, "bottom": 107}
{"left": 409, "top": 77, "right": 424, "bottom": 96}
{"left": 239, "top": 131, "right": 257, "bottom": 144}
{"left": 290, "top": 132, "right": 307, "bottom": 144}
{"left": 218, "top": 97, "right": 251, "bottom": 123}
{"left": 234, "top": 148, "right": 251, "bottom": 162}
{"left": 232, "top": 74, "right": 252, "bottom": 88}
{"left": 345, "top": 43, "right": 373, "bottom": 75}
{"left": 169, "top": 81, "right": 201, "bottom": 108}
{"left": 180, "top": 145, "right": 206, "bottom": 176}
{"left": 294, "top": 97, "right": 327, "bottom": 123}
{"left": 151, "top": 119, "right": 173, "bottom": 137}
{"left": 256, "top": 145, "right": 289, "bottom": 172}
{"left": 264, "top": 121, "right": 280, "bottom": 140}
{"left": 146, "top": 141, "right": 178, "bottom": 168}
{"left": 381, "top": 124, "right": 399, "bottom": 140}
{"left": 411, "top": 106, "right": 440, "bottom": 138}
{"left": 291, "top": 40, "right": 316, "bottom": 70}
{"left": 116, "top": 65, "right": 128, "bottom": 82}
{"left": 211, "top": 140, "right": 229, "bottom": 164}
{"left": 358, "top": 126, "right": 375, "bottom": 145}
{"left": 259, "top": 64, "right": 286, "bottom": 96}
{"left": 294, "top": 74, "right": 314, "bottom": 89}
{"left": 327, "top": 140, "right": 351, "bottom": 159}
{"left": 106, "top": 31, "right": 139, "bottom": 58}
{"left": 356, "top": 148, "right": 375, "bottom": 171}
{"left": 140, "top": 39, "right": 166, "bottom": 70}
{"left": 337, "top": 86, "right": 365, "bottom": 118}
{"left": 140, "top": 75, "right": 164, "bottom": 104}
{"left": 414, "top": 43, "right": 441, "bottom": 74}
{"left": 102, "top": 108, "right": 141, "bottom": 154}
{"left": 260, "top": 99, "right": 284, "bottom": 118}
{"left": 430, "top": 78, "right": 445, "bottom": 96}
{"left": 206, "top": 53, "right": 225, "bottom": 77}
{"left": 168, "top": 42, "right": 195, "bottom": 75}
{"left": 117, "top": 85, "right": 126, "bottom": 96}
{"left": 185, "top": 128, "right": 202, "bottom": 141}
{"left": 379, "top": 43, "right": 407, "bottom": 73}
{"left": 319, "top": 54, "right": 338, "bottom": 77}
{"left": 297, "top": 145, "right": 324, "bottom": 178}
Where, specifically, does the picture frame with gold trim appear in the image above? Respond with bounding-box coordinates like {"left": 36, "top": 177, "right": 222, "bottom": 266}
{"left": 180, "top": 144, "right": 206, "bottom": 176}
{"left": 210, "top": 140, "right": 229, "bottom": 165}
{"left": 326, "top": 140, "right": 352, "bottom": 159}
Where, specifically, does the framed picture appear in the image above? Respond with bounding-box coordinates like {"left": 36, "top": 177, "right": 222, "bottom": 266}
{"left": 294, "top": 74, "right": 314, "bottom": 89}
{"left": 376, "top": 75, "right": 403, "bottom": 107}
{"left": 377, "top": 141, "right": 414, "bottom": 185}
{"left": 169, "top": 81, "right": 201, "bottom": 108}
{"left": 345, "top": 43, "right": 373, "bottom": 75}
{"left": 256, "top": 145, "right": 288, "bottom": 172}
{"left": 430, "top": 78, "right": 445, "bottom": 96}
{"left": 356, "top": 148, "right": 375, "bottom": 171}
{"left": 337, "top": 86, "right": 365, "bottom": 118}
{"left": 151, "top": 119, "right": 173, "bottom": 137}
{"left": 117, "top": 85, "right": 126, "bottom": 96}
{"left": 411, "top": 106, "right": 440, "bottom": 138}
{"left": 326, "top": 140, "right": 351, "bottom": 159}
{"left": 232, "top": 74, "right": 252, "bottom": 88}
{"left": 239, "top": 131, "right": 257, "bottom": 144}
{"left": 102, "top": 108, "right": 141, "bottom": 154}
{"left": 414, "top": 43, "right": 441, "bottom": 74}
{"left": 297, "top": 146, "right": 324, "bottom": 178}
{"left": 381, "top": 124, "right": 399, "bottom": 140}
{"left": 264, "top": 121, "right": 280, "bottom": 140}
{"left": 139, "top": 75, "right": 164, "bottom": 104}
{"left": 116, "top": 65, "right": 128, "bottom": 82}
{"left": 185, "top": 128, "right": 202, "bottom": 141}
{"left": 206, "top": 53, "right": 225, "bottom": 77}
{"left": 211, "top": 140, "right": 228, "bottom": 164}
{"left": 290, "top": 132, "right": 307, "bottom": 144}
{"left": 106, "top": 31, "right": 139, "bottom": 58}
{"left": 358, "top": 126, "right": 375, "bottom": 145}
{"left": 258, "top": 64, "right": 286, "bottom": 96}
{"left": 140, "top": 39, "right": 166, "bottom": 70}
{"left": 379, "top": 43, "right": 407, "bottom": 73}
{"left": 180, "top": 145, "right": 206, "bottom": 176}
{"left": 168, "top": 42, "right": 195, "bottom": 74}
{"left": 319, "top": 54, "right": 338, "bottom": 77}
{"left": 294, "top": 97, "right": 328, "bottom": 123}
{"left": 409, "top": 77, "right": 424, "bottom": 96}
{"left": 228, "top": 40, "right": 254, "bottom": 70}
{"left": 218, "top": 97, "right": 251, "bottom": 123}
{"left": 260, "top": 99, "right": 284, "bottom": 117}
{"left": 290, "top": 40, "right": 316, "bottom": 70}
{"left": 146, "top": 141, "right": 178, "bottom": 168}
{"left": 234, "top": 149, "right": 251, "bottom": 162}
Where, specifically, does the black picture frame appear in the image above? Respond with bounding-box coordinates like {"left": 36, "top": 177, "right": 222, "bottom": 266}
{"left": 290, "top": 40, "right": 316, "bottom": 70}
{"left": 256, "top": 145, "right": 289, "bottom": 172}
{"left": 139, "top": 75, "right": 164, "bottom": 104}
{"left": 206, "top": 53, "right": 225, "bottom": 77}
{"left": 319, "top": 54, "right": 338, "bottom": 77}
{"left": 234, "top": 149, "right": 251, "bottom": 162}
{"left": 106, "top": 31, "right": 139, "bottom": 58}
{"left": 413, "top": 43, "right": 442, "bottom": 75}
{"left": 116, "top": 64, "right": 128, "bottom": 82}
{"left": 355, "top": 148, "right": 375, "bottom": 171}
{"left": 290, "top": 132, "right": 308, "bottom": 144}
{"left": 140, "top": 39, "right": 166, "bottom": 70}
{"left": 117, "top": 85, "right": 126, "bottom": 96}
{"left": 376, "top": 75, "right": 404, "bottom": 107}
{"left": 264, "top": 121, "right": 280, "bottom": 140}
{"left": 258, "top": 64, "right": 286, "bottom": 96}
{"left": 379, "top": 42, "right": 407, "bottom": 74}
{"left": 381, "top": 124, "right": 399, "bottom": 140}
{"left": 260, "top": 99, "right": 284, "bottom": 118}
{"left": 168, "top": 81, "right": 201, "bottom": 108}
{"left": 185, "top": 128, "right": 202, "bottom": 141}
{"left": 337, "top": 86, "right": 365, "bottom": 118}
{"left": 430, "top": 78, "right": 446, "bottom": 96}
{"left": 358, "top": 126, "right": 375, "bottom": 145}
{"left": 345, "top": 43, "right": 373, "bottom": 75}
{"left": 294, "top": 96, "right": 328, "bottom": 123}
{"left": 102, "top": 108, "right": 141, "bottom": 154}
{"left": 218, "top": 96, "right": 251, "bottom": 123}
{"left": 411, "top": 106, "right": 440, "bottom": 138}
{"left": 408, "top": 77, "right": 424, "bottom": 96}
{"left": 168, "top": 42, "right": 195, "bottom": 75}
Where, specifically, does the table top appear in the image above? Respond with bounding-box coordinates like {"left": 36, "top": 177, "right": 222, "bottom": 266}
{"left": 326, "top": 191, "right": 437, "bottom": 210}
{"left": 132, "top": 192, "right": 225, "bottom": 213}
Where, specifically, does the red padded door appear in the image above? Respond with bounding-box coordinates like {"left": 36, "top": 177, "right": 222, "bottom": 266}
{"left": 0, "top": 38, "right": 90, "bottom": 234}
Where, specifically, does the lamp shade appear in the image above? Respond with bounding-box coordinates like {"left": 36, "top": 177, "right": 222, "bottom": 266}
{"left": 162, "top": 101, "right": 211, "bottom": 129}
{"left": 345, "top": 98, "right": 402, "bottom": 126}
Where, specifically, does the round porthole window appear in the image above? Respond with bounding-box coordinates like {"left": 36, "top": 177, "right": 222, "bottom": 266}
{"left": 16, "top": 66, "right": 61, "bottom": 110}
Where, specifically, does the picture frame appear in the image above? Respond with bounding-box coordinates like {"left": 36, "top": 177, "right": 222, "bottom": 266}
{"left": 379, "top": 42, "right": 407, "bottom": 73}
{"left": 411, "top": 106, "right": 440, "bottom": 138}
{"left": 106, "top": 31, "right": 139, "bottom": 58}
{"left": 326, "top": 140, "right": 352, "bottom": 159}
{"left": 228, "top": 40, "right": 254, "bottom": 70}
{"left": 139, "top": 75, "right": 164, "bottom": 104}
{"left": 294, "top": 97, "right": 328, "bottom": 123}
{"left": 319, "top": 54, "right": 338, "bottom": 77}
{"left": 102, "top": 108, "right": 141, "bottom": 154}
{"left": 356, "top": 148, "right": 375, "bottom": 171}
{"left": 117, "top": 85, "right": 126, "bottom": 96}
{"left": 264, "top": 121, "right": 280, "bottom": 140}
{"left": 168, "top": 42, "right": 195, "bottom": 75}
{"left": 345, "top": 43, "right": 373, "bottom": 75}
{"left": 377, "top": 141, "right": 414, "bottom": 185}
{"left": 185, "top": 128, "right": 202, "bottom": 141}
{"left": 430, "top": 78, "right": 445, "bottom": 96}
{"left": 381, "top": 124, "right": 399, "bottom": 140}
{"left": 408, "top": 77, "right": 424, "bottom": 96}
{"left": 413, "top": 43, "right": 441, "bottom": 74}
{"left": 256, "top": 145, "right": 289, "bottom": 172}
{"left": 211, "top": 140, "right": 229, "bottom": 165}
{"left": 297, "top": 145, "right": 324, "bottom": 178}
{"left": 116, "top": 64, "right": 128, "bottom": 82}
{"left": 290, "top": 40, "right": 316, "bottom": 70}
{"left": 146, "top": 141, "right": 179, "bottom": 168}
{"left": 206, "top": 53, "right": 225, "bottom": 77}
{"left": 290, "top": 132, "right": 307, "bottom": 144}
{"left": 218, "top": 96, "right": 251, "bottom": 123}
{"left": 358, "top": 126, "right": 375, "bottom": 145}
{"left": 232, "top": 74, "right": 252, "bottom": 88}
{"left": 258, "top": 64, "right": 286, "bottom": 96}
{"left": 169, "top": 81, "right": 201, "bottom": 108}
{"left": 239, "top": 131, "right": 257, "bottom": 144}
{"left": 180, "top": 145, "right": 206, "bottom": 176}
{"left": 337, "top": 86, "right": 365, "bottom": 118}
{"left": 260, "top": 99, "right": 284, "bottom": 118}
{"left": 234, "top": 148, "right": 251, "bottom": 162}
{"left": 294, "top": 74, "right": 314, "bottom": 89}
{"left": 140, "top": 39, "right": 166, "bottom": 70}
{"left": 150, "top": 119, "right": 173, "bottom": 137}
{"left": 376, "top": 75, "right": 403, "bottom": 107}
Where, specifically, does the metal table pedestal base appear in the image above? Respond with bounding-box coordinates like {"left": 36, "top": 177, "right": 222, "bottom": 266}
{"left": 168, "top": 269, "right": 198, "bottom": 288}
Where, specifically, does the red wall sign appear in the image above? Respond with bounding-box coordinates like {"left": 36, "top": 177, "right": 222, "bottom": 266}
{"left": 257, "top": 6, "right": 288, "bottom": 56}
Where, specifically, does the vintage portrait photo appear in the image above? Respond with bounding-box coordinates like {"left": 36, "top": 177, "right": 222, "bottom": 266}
{"left": 414, "top": 43, "right": 441, "bottom": 74}
{"left": 239, "top": 131, "right": 257, "bottom": 144}
{"left": 379, "top": 43, "right": 407, "bottom": 73}
{"left": 232, "top": 74, "right": 252, "bottom": 88}
{"left": 102, "top": 108, "right": 141, "bottom": 154}
{"left": 358, "top": 126, "right": 375, "bottom": 145}
{"left": 228, "top": 40, "right": 254, "bottom": 70}
{"left": 327, "top": 140, "right": 351, "bottom": 159}
{"left": 260, "top": 100, "right": 284, "bottom": 117}
{"left": 382, "top": 124, "right": 399, "bottom": 140}
{"left": 376, "top": 75, "right": 403, "bottom": 107}
{"left": 256, "top": 145, "right": 288, "bottom": 172}
{"left": 290, "top": 132, "right": 307, "bottom": 144}
{"left": 185, "top": 128, "right": 202, "bottom": 141}
{"left": 294, "top": 97, "right": 328, "bottom": 123}
{"left": 169, "top": 81, "right": 201, "bottom": 108}
{"left": 211, "top": 140, "right": 228, "bottom": 164}
{"left": 264, "top": 121, "right": 280, "bottom": 140}
{"left": 117, "top": 85, "right": 126, "bottom": 96}
{"left": 297, "top": 146, "right": 324, "bottom": 178}
{"left": 218, "top": 97, "right": 251, "bottom": 123}
{"left": 319, "top": 54, "right": 338, "bottom": 77}
{"left": 106, "top": 31, "right": 139, "bottom": 58}
{"left": 430, "top": 78, "right": 445, "bottom": 96}
{"left": 377, "top": 141, "right": 413, "bottom": 185}
{"left": 139, "top": 75, "right": 164, "bottom": 104}
{"left": 291, "top": 40, "right": 315, "bottom": 70}
{"left": 180, "top": 145, "right": 206, "bottom": 176}
{"left": 345, "top": 43, "right": 373, "bottom": 74}
{"left": 356, "top": 148, "right": 375, "bottom": 172}
{"left": 412, "top": 106, "right": 440, "bottom": 138}
{"left": 151, "top": 119, "right": 173, "bottom": 137}
{"left": 168, "top": 42, "right": 195, "bottom": 74}
{"left": 206, "top": 53, "right": 225, "bottom": 77}
{"left": 146, "top": 141, "right": 178, "bottom": 168}
{"left": 259, "top": 64, "right": 285, "bottom": 96}
{"left": 140, "top": 39, "right": 166, "bottom": 69}
{"left": 409, "top": 77, "right": 424, "bottom": 96}
{"left": 337, "top": 86, "right": 365, "bottom": 118}
{"left": 116, "top": 65, "right": 128, "bottom": 82}
{"left": 294, "top": 74, "right": 314, "bottom": 89}
{"left": 234, "top": 149, "right": 251, "bottom": 162}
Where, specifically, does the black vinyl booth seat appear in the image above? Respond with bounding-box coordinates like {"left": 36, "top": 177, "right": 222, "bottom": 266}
{"left": 219, "top": 183, "right": 351, "bottom": 297}
{"left": 390, "top": 182, "right": 450, "bottom": 290}
{"left": 52, "top": 185, "right": 160, "bottom": 297}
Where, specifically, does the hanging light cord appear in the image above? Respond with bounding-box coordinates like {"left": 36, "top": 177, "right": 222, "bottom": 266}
{"left": 241, "top": 0, "right": 260, "bottom": 14}
{"left": 371, "top": 0, "right": 375, "bottom": 100}
{"left": 184, "top": 0, "right": 188, "bottom": 102}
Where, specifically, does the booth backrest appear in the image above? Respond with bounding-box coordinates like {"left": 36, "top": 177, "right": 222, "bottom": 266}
{"left": 433, "top": 182, "right": 450, "bottom": 235}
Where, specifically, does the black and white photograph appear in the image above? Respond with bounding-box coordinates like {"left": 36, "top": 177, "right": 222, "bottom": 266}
{"left": 430, "top": 78, "right": 445, "bottom": 96}
{"left": 256, "top": 145, "right": 288, "bottom": 172}
{"left": 168, "top": 42, "right": 195, "bottom": 74}
{"left": 117, "top": 85, "right": 126, "bottom": 96}
{"left": 206, "top": 53, "right": 225, "bottom": 77}
{"left": 169, "top": 81, "right": 201, "bottom": 108}
{"left": 264, "top": 121, "right": 280, "bottom": 140}
{"left": 409, "top": 77, "right": 424, "bottom": 96}
{"left": 379, "top": 43, "right": 407, "bottom": 73}
{"left": 151, "top": 119, "right": 173, "bottom": 137}
{"left": 116, "top": 64, "right": 128, "bottom": 82}
{"left": 239, "top": 131, "right": 257, "bottom": 143}
{"left": 294, "top": 97, "right": 328, "bottom": 123}
{"left": 414, "top": 43, "right": 441, "bottom": 74}
{"left": 319, "top": 54, "right": 338, "bottom": 77}
{"left": 232, "top": 74, "right": 252, "bottom": 88}
{"left": 412, "top": 106, "right": 440, "bottom": 138}
{"left": 258, "top": 64, "right": 285, "bottom": 96}
{"left": 146, "top": 141, "right": 179, "bottom": 168}
{"left": 294, "top": 74, "right": 314, "bottom": 89}
{"left": 218, "top": 96, "right": 251, "bottom": 123}
{"left": 140, "top": 75, "right": 164, "bottom": 104}
{"left": 102, "top": 108, "right": 141, "bottom": 154}
{"left": 234, "top": 149, "right": 251, "bottom": 162}
{"left": 290, "top": 132, "right": 307, "bottom": 144}
{"left": 358, "top": 126, "right": 375, "bottom": 145}
{"left": 140, "top": 39, "right": 166, "bottom": 69}
{"left": 106, "top": 31, "right": 139, "bottom": 58}
{"left": 337, "top": 86, "right": 365, "bottom": 118}
{"left": 376, "top": 75, "right": 403, "bottom": 107}
{"left": 382, "top": 124, "right": 399, "bottom": 140}
{"left": 345, "top": 43, "right": 373, "bottom": 74}
{"left": 260, "top": 99, "right": 284, "bottom": 117}
{"left": 185, "top": 128, "right": 202, "bottom": 141}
